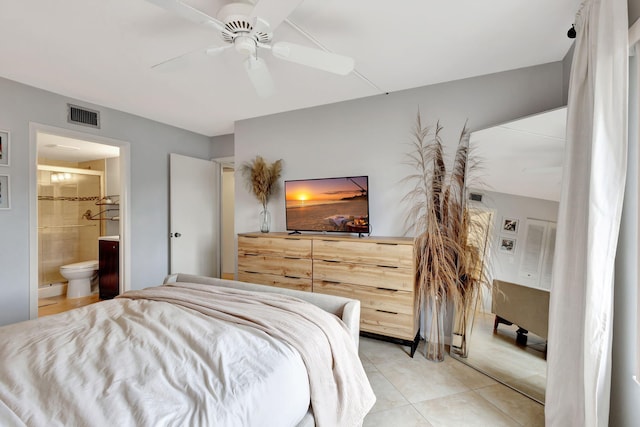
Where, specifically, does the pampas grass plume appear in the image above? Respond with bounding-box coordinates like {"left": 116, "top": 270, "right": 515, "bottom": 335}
{"left": 240, "top": 156, "right": 283, "bottom": 209}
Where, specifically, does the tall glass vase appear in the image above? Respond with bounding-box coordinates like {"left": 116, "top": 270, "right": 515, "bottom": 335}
{"left": 424, "top": 296, "right": 445, "bottom": 362}
{"left": 450, "top": 287, "right": 478, "bottom": 358}
{"left": 259, "top": 207, "right": 271, "bottom": 233}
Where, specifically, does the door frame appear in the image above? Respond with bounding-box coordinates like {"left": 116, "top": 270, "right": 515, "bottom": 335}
{"left": 28, "top": 122, "right": 131, "bottom": 319}
{"left": 212, "top": 156, "right": 234, "bottom": 279}
{"left": 467, "top": 205, "right": 496, "bottom": 313}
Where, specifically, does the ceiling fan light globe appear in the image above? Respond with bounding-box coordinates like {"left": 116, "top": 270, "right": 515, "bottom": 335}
{"left": 234, "top": 35, "right": 256, "bottom": 56}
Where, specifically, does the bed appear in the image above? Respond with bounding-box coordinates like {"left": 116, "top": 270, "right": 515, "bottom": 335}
{"left": 0, "top": 273, "right": 374, "bottom": 426}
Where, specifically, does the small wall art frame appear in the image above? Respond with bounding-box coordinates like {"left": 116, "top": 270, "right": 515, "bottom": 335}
{"left": 0, "top": 174, "right": 10, "bottom": 209}
{"left": 501, "top": 217, "right": 519, "bottom": 234}
{"left": 0, "top": 130, "right": 9, "bottom": 167}
{"left": 499, "top": 237, "right": 516, "bottom": 253}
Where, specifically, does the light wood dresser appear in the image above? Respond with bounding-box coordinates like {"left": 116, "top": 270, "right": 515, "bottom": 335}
{"left": 237, "top": 232, "right": 420, "bottom": 355}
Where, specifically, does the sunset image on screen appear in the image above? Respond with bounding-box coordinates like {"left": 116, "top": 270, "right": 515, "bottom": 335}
{"left": 285, "top": 176, "right": 369, "bottom": 233}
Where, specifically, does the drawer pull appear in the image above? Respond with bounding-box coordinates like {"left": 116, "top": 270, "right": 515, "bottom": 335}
{"left": 284, "top": 238, "right": 301, "bottom": 241}
{"left": 244, "top": 270, "right": 259, "bottom": 274}
{"left": 284, "top": 275, "right": 301, "bottom": 279}
{"left": 243, "top": 253, "right": 259, "bottom": 257}
{"left": 322, "top": 259, "right": 340, "bottom": 263}
{"left": 376, "top": 242, "right": 398, "bottom": 246}
{"left": 376, "top": 287, "right": 398, "bottom": 292}
{"left": 322, "top": 280, "right": 341, "bottom": 285}
{"left": 377, "top": 265, "right": 398, "bottom": 269}
{"left": 284, "top": 256, "right": 300, "bottom": 260}
{"left": 243, "top": 236, "right": 258, "bottom": 239}
{"left": 376, "top": 309, "right": 399, "bottom": 315}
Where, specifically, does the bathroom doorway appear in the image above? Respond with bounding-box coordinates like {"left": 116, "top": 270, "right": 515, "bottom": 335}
{"left": 29, "top": 124, "right": 130, "bottom": 318}
{"left": 37, "top": 165, "right": 105, "bottom": 306}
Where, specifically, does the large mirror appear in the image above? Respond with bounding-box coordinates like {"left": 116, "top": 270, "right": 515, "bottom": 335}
{"left": 451, "top": 107, "right": 567, "bottom": 404}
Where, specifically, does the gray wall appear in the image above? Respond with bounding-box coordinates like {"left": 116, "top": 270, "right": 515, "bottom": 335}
{"left": 562, "top": 43, "right": 575, "bottom": 104}
{"left": 471, "top": 190, "right": 559, "bottom": 286}
{"left": 609, "top": 54, "right": 640, "bottom": 427}
{"left": 210, "top": 134, "right": 234, "bottom": 159}
{"left": 630, "top": 0, "right": 640, "bottom": 25}
{"left": 0, "top": 76, "right": 212, "bottom": 325}
{"left": 234, "top": 62, "right": 565, "bottom": 237}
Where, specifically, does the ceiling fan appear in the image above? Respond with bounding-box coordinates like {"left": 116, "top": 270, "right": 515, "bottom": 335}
{"left": 146, "top": 0, "right": 355, "bottom": 97}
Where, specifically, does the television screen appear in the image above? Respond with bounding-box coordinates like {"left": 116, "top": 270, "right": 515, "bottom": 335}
{"left": 285, "top": 176, "right": 369, "bottom": 234}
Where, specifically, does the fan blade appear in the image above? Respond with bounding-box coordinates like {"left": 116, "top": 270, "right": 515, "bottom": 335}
{"left": 145, "top": 0, "right": 224, "bottom": 32}
{"left": 271, "top": 42, "right": 354, "bottom": 75}
{"left": 244, "top": 56, "right": 275, "bottom": 98}
{"left": 250, "top": 17, "right": 272, "bottom": 38}
{"left": 249, "top": 0, "right": 303, "bottom": 31}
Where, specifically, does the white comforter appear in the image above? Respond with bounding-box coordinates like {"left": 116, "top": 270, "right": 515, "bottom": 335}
{"left": 0, "top": 282, "right": 375, "bottom": 427}
{"left": 0, "top": 288, "right": 310, "bottom": 426}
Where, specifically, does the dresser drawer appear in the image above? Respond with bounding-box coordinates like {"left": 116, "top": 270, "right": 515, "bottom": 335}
{"left": 238, "top": 235, "right": 312, "bottom": 258}
{"left": 313, "top": 259, "right": 413, "bottom": 291}
{"left": 237, "top": 271, "right": 311, "bottom": 292}
{"left": 238, "top": 254, "right": 312, "bottom": 279}
{"left": 312, "top": 239, "right": 413, "bottom": 268}
{"left": 314, "top": 280, "right": 414, "bottom": 315}
{"left": 360, "top": 307, "right": 417, "bottom": 341}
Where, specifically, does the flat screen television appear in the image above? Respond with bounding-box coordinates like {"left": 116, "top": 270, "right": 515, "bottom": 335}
{"left": 285, "top": 175, "right": 369, "bottom": 234}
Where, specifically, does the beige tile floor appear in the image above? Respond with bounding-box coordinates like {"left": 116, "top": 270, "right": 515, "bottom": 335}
{"left": 360, "top": 337, "right": 545, "bottom": 427}
{"left": 458, "top": 312, "right": 547, "bottom": 403}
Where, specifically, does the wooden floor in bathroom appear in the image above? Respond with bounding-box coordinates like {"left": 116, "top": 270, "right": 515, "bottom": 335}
{"left": 38, "top": 274, "right": 236, "bottom": 318}
{"left": 38, "top": 294, "right": 101, "bottom": 317}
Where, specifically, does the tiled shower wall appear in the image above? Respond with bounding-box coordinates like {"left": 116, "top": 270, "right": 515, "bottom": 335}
{"left": 38, "top": 167, "right": 102, "bottom": 286}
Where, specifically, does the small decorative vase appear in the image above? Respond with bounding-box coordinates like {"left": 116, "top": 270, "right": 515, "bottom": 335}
{"left": 425, "top": 296, "right": 445, "bottom": 362}
{"left": 259, "top": 207, "right": 271, "bottom": 233}
{"left": 450, "top": 288, "right": 478, "bottom": 358}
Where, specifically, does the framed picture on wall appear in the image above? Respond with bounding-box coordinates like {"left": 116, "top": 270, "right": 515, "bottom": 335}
{"left": 501, "top": 217, "right": 519, "bottom": 234}
{"left": 499, "top": 237, "right": 516, "bottom": 253}
{"left": 0, "top": 130, "right": 9, "bottom": 167}
{"left": 0, "top": 175, "right": 10, "bottom": 209}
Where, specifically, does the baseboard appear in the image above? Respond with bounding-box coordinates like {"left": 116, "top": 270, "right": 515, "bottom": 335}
{"left": 38, "top": 283, "right": 67, "bottom": 299}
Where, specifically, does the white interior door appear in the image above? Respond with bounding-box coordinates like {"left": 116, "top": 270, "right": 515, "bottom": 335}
{"left": 518, "top": 218, "right": 557, "bottom": 289}
{"left": 170, "top": 153, "right": 220, "bottom": 277}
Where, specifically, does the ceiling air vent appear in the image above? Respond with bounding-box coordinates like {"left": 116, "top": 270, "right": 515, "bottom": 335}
{"left": 67, "top": 104, "right": 100, "bottom": 128}
{"left": 469, "top": 192, "right": 483, "bottom": 202}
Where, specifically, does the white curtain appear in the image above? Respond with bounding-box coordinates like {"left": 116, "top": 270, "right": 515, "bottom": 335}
{"left": 546, "top": 0, "right": 628, "bottom": 426}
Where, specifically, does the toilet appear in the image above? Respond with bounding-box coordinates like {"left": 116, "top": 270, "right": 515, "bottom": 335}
{"left": 60, "top": 260, "right": 99, "bottom": 299}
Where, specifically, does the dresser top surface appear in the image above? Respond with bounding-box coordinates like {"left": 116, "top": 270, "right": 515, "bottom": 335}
{"left": 239, "top": 232, "right": 414, "bottom": 245}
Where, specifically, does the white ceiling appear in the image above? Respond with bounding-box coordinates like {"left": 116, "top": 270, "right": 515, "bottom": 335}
{"left": 0, "top": 0, "right": 579, "bottom": 137}
{"left": 471, "top": 107, "right": 567, "bottom": 202}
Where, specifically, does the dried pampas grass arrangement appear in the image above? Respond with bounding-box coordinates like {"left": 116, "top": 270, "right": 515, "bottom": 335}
{"left": 403, "top": 110, "right": 489, "bottom": 361}
{"left": 240, "top": 155, "right": 283, "bottom": 210}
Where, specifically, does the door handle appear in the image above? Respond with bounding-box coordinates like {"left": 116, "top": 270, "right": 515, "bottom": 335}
{"left": 171, "top": 232, "right": 182, "bottom": 238}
